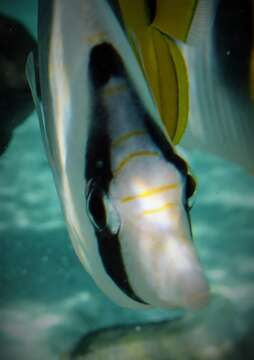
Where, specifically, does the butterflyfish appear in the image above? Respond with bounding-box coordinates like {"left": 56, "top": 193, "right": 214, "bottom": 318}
{"left": 118, "top": 0, "right": 254, "bottom": 171}
{"left": 26, "top": 0, "right": 209, "bottom": 309}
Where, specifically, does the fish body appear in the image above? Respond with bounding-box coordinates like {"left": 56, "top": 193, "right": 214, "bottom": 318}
{"left": 26, "top": 0, "right": 209, "bottom": 309}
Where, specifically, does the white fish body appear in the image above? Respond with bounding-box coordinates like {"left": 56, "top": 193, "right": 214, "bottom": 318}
{"left": 26, "top": 0, "right": 209, "bottom": 309}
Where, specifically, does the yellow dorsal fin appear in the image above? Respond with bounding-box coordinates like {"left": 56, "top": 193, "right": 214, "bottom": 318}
{"left": 117, "top": 0, "right": 192, "bottom": 144}
{"left": 152, "top": 0, "right": 198, "bottom": 42}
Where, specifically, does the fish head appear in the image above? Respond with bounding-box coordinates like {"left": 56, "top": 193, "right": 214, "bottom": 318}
{"left": 107, "top": 156, "right": 210, "bottom": 309}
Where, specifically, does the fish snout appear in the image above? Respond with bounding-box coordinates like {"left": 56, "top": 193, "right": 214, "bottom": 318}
{"left": 122, "top": 226, "right": 210, "bottom": 309}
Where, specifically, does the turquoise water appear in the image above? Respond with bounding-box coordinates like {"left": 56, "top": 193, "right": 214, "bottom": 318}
{"left": 1, "top": 1, "right": 254, "bottom": 359}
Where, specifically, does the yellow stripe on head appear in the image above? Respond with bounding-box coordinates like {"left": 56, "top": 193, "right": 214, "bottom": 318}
{"left": 86, "top": 32, "right": 107, "bottom": 45}
{"left": 141, "top": 202, "right": 175, "bottom": 216}
{"left": 114, "top": 151, "right": 159, "bottom": 175}
{"left": 121, "top": 183, "right": 178, "bottom": 203}
{"left": 112, "top": 130, "right": 146, "bottom": 148}
{"left": 102, "top": 83, "right": 128, "bottom": 98}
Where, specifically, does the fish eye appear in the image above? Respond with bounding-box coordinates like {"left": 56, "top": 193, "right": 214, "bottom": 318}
{"left": 86, "top": 181, "right": 121, "bottom": 235}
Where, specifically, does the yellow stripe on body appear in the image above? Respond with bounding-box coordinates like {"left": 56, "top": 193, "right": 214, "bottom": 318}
{"left": 114, "top": 151, "right": 159, "bottom": 175}
{"left": 86, "top": 32, "right": 107, "bottom": 45}
{"left": 102, "top": 83, "right": 128, "bottom": 98}
{"left": 141, "top": 202, "right": 175, "bottom": 216}
{"left": 121, "top": 183, "right": 178, "bottom": 203}
{"left": 112, "top": 130, "right": 146, "bottom": 148}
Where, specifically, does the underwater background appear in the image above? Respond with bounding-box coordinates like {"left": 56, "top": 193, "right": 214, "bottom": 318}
{"left": 0, "top": 0, "right": 254, "bottom": 359}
